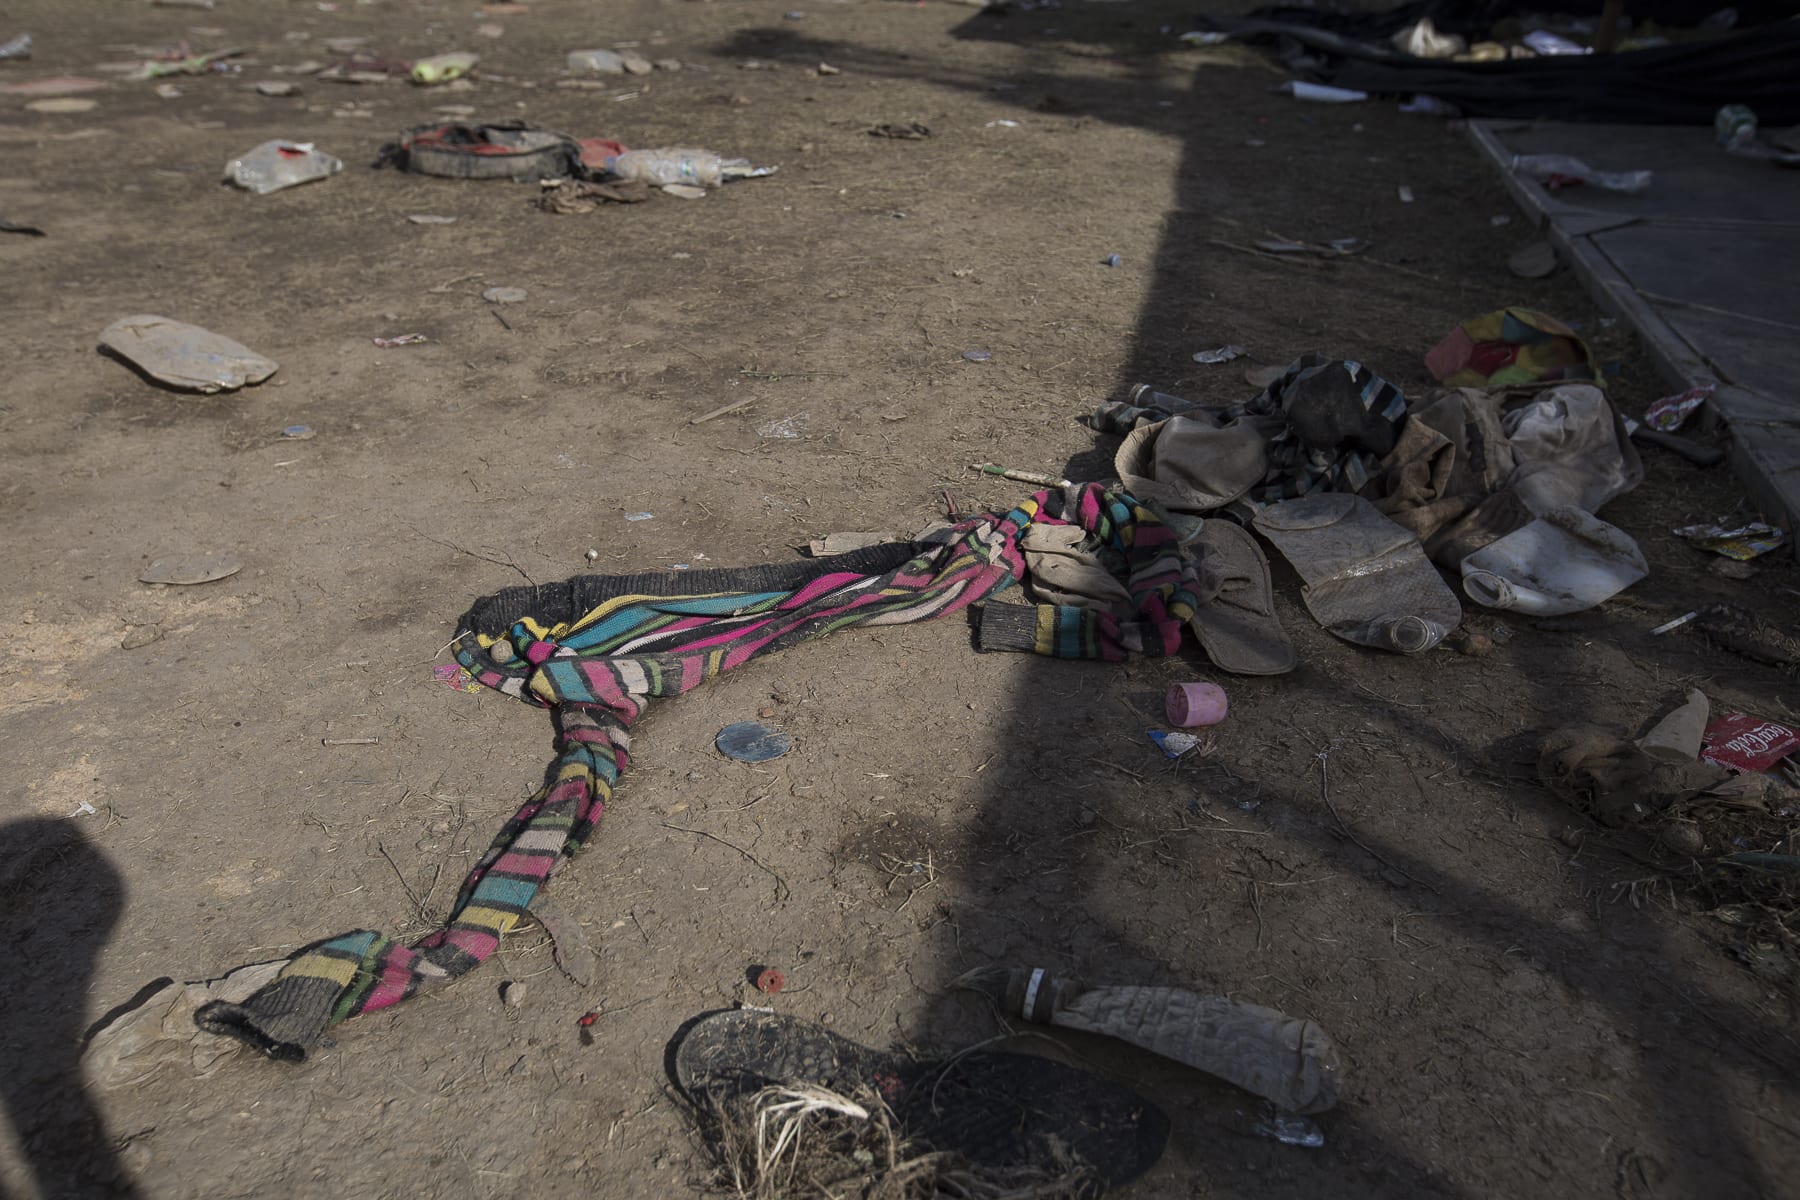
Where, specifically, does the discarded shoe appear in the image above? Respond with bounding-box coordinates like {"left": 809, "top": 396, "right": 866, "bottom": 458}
{"left": 674, "top": 1009, "right": 1169, "bottom": 1195}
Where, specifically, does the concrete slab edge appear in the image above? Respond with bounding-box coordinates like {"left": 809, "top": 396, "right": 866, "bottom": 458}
{"left": 1466, "top": 120, "right": 1799, "bottom": 544}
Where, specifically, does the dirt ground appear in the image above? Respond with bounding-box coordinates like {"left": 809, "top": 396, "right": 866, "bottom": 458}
{"left": 3, "top": 0, "right": 1799, "bottom": 1197}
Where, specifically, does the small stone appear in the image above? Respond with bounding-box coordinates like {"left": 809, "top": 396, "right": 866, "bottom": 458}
{"left": 1557, "top": 826, "right": 1584, "bottom": 848}
{"left": 121, "top": 625, "right": 164, "bottom": 650}
{"left": 758, "top": 705, "right": 776, "bottom": 719}
{"left": 482, "top": 286, "right": 528, "bottom": 304}
{"left": 817, "top": 62, "right": 840, "bottom": 76}
{"left": 585, "top": 548, "right": 600, "bottom": 561}
{"left": 502, "top": 980, "right": 526, "bottom": 1008}
{"left": 1709, "top": 558, "right": 1755, "bottom": 581}
{"left": 620, "top": 53, "right": 653, "bottom": 75}
{"left": 427, "top": 819, "right": 452, "bottom": 835}
{"left": 653, "top": 58, "right": 682, "bottom": 71}
{"left": 1660, "top": 823, "right": 1705, "bottom": 856}
{"left": 1449, "top": 629, "right": 1493, "bottom": 657}
{"left": 820, "top": 1012, "right": 833, "bottom": 1025}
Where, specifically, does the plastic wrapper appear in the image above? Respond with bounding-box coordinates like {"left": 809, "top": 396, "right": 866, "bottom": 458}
{"left": 1673, "top": 520, "right": 1787, "bottom": 561}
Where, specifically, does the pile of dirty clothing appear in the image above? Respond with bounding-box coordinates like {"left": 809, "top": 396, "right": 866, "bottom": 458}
{"left": 1083, "top": 307, "right": 1644, "bottom": 655}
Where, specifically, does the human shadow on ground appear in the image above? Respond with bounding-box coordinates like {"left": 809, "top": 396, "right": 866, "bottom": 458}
{"left": 701, "top": 11, "right": 1799, "bottom": 1197}
{"left": 0, "top": 818, "right": 140, "bottom": 1199}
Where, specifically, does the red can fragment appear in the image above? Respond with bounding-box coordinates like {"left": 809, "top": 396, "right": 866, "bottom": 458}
{"left": 755, "top": 967, "right": 785, "bottom": 995}
{"left": 577, "top": 1010, "right": 600, "bottom": 1027}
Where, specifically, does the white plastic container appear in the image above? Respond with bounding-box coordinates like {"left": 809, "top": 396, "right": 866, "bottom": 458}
{"left": 1460, "top": 506, "right": 1648, "bottom": 616}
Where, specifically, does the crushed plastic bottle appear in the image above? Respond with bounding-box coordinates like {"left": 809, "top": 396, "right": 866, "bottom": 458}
{"left": 567, "top": 48, "right": 626, "bottom": 74}
{"left": 1254, "top": 1111, "right": 1326, "bottom": 1148}
{"left": 223, "top": 140, "right": 343, "bottom": 194}
{"left": 604, "top": 148, "right": 776, "bottom": 189}
{"left": 1510, "top": 153, "right": 1651, "bottom": 195}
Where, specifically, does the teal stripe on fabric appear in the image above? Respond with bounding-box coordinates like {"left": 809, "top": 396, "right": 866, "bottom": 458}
{"left": 564, "top": 590, "right": 792, "bottom": 648}
{"left": 470, "top": 875, "right": 537, "bottom": 910}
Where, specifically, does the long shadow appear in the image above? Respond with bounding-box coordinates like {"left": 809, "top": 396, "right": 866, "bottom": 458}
{"left": 705, "top": 9, "right": 1796, "bottom": 1196}
{"left": 0, "top": 818, "right": 139, "bottom": 1200}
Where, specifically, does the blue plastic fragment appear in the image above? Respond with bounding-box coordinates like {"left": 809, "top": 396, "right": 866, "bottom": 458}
{"left": 1102, "top": 253, "right": 1123, "bottom": 267}
{"left": 962, "top": 349, "right": 992, "bottom": 362}
{"left": 716, "top": 721, "right": 793, "bottom": 763}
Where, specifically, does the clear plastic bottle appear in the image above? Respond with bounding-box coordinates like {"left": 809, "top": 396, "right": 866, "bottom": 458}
{"left": 1510, "top": 153, "right": 1652, "bottom": 195}
{"left": 605, "top": 148, "right": 745, "bottom": 188}
{"left": 223, "top": 140, "right": 343, "bottom": 194}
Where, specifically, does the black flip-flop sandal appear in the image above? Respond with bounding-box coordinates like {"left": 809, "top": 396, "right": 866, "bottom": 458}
{"left": 672, "top": 1009, "right": 1169, "bottom": 1194}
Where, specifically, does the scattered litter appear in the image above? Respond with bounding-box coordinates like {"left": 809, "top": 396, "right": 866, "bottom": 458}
{"left": 139, "top": 552, "right": 243, "bottom": 586}
{"left": 384, "top": 121, "right": 594, "bottom": 181}
{"left": 755, "top": 412, "right": 809, "bottom": 439}
{"left": 816, "top": 62, "right": 840, "bottom": 75}
{"left": 410, "top": 52, "right": 478, "bottom": 85}
{"left": 662, "top": 183, "right": 708, "bottom": 200}
{"left": 1522, "top": 30, "right": 1590, "bottom": 55}
{"left": 1166, "top": 681, "right": 1228, "bottom": 728}
{"left": 281, "top": 424, "right": 314, "bottom": 440}
{"left": 1511, "top": 153, "right": 1651, "bottom": 195}
{"left": 716, "top": 721, "right": 793, "bottom": 763}
{"left": 624, "top": 511, "right": 653, "bottom": 522}
{"left": 1147, "top": 729, "right": 1206, "bottom": 759}
{"left": 1398, "top": 94, "right": 1459, "bottom": 117}
{"left": 957, "top": 966, "right": 1339, "bottom": 1114}
{"left": 407, "top": 213, "right": 457, "bottom": 225}
{"left": 986, "top": 119, "right": 1021, "bottom": 128}
{"left": 754, "top": 966, "right": 786, "bottom": 994}
{"left": 130, "top": 48, "right": 244, "bottom": 81}
{"left": 1639, "top": 689, "right": 1708, "bottom": 762}
{"left": 432, "top": 663, "right": 485, "bottom": 693}
{"left": 567, "top": 49, "right": 625, "bottom": 74}
{"left": 1397, "top": 185, "right": 1415, "bottom": 203}
{"left": 868, "top": 122, "right": 931, "bottom": 139}
{"left": 1179, "top": 31, "right": 1232, "bottom": 46}
{"left": 1462, "top": 507, "right": 1647, "bottom": 615}
{"left": 223, "top": 140, "right": 342, "bottom": 194}
{"left": 1645, "top": 384, "right": 1712, "bottom": 432}
{"left": 83, "top": 960, "right": 288, "bottom": 1089}
{"left": 808, "top": 532, "right": 898, "bottom": 556}
{"left": 99, "top": 314, "right": 278, "bottom": 393}
{"left": 372, "top": 333, "right": 429, "bottom": 348}
{"left": 121, "top": 625, "right": 164, "bottom": 650}
{"left": 0, "top": 33, "right": 29, "bottom": 60}
{"left": 605, "top": 148, "right": 775, "bottom": 188}
{"left": 320, "top": 736, "right": 379, "bottom": 746}
{"left": 0, "top": 76, "right": 106, "bottom": 97}
{"left": 1255, "top": 1112, "right": 1326, "bottom": 1148}
{"left": 1256, "top": 493, "right": 1460, "bottom": 652}
{"left": 1280, "top": 81, "right": 1367, "bottom": 103}
{"left": 252, "top": 80, "right": 300, "bottom": 97}
{"left": 0, "top": 219, "right": 45, "bottom": 236}
{"left": 1673, "top": 520, "right": 1787, "bottom": 561}
{"left": 26, "top": 97, "right": 96, "bottom": 113}
{"left": 482, "top": 286, "right": 527, "bottom": 304}
{"left": 1192, "top": 345, "right": 1246, "bottom": 364}
{"left": 538, "top": 178, "right": 651, "bottom": 213}
{"left": 970, "top": 461, "right": 1071, "bottom": 488}
{"left": 1507, "top": 239, "right": 1559, "bottom": 278}
{"left": 1702, "top": 713, "right": 1800, "bottom": 773}
{"left": 962, "top": 349, "right": 993, "bottom": 362}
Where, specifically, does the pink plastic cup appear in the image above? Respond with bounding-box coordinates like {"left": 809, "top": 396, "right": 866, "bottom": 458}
{"left": 1166, "top": 681, "right": 1228, "bottom": 728}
